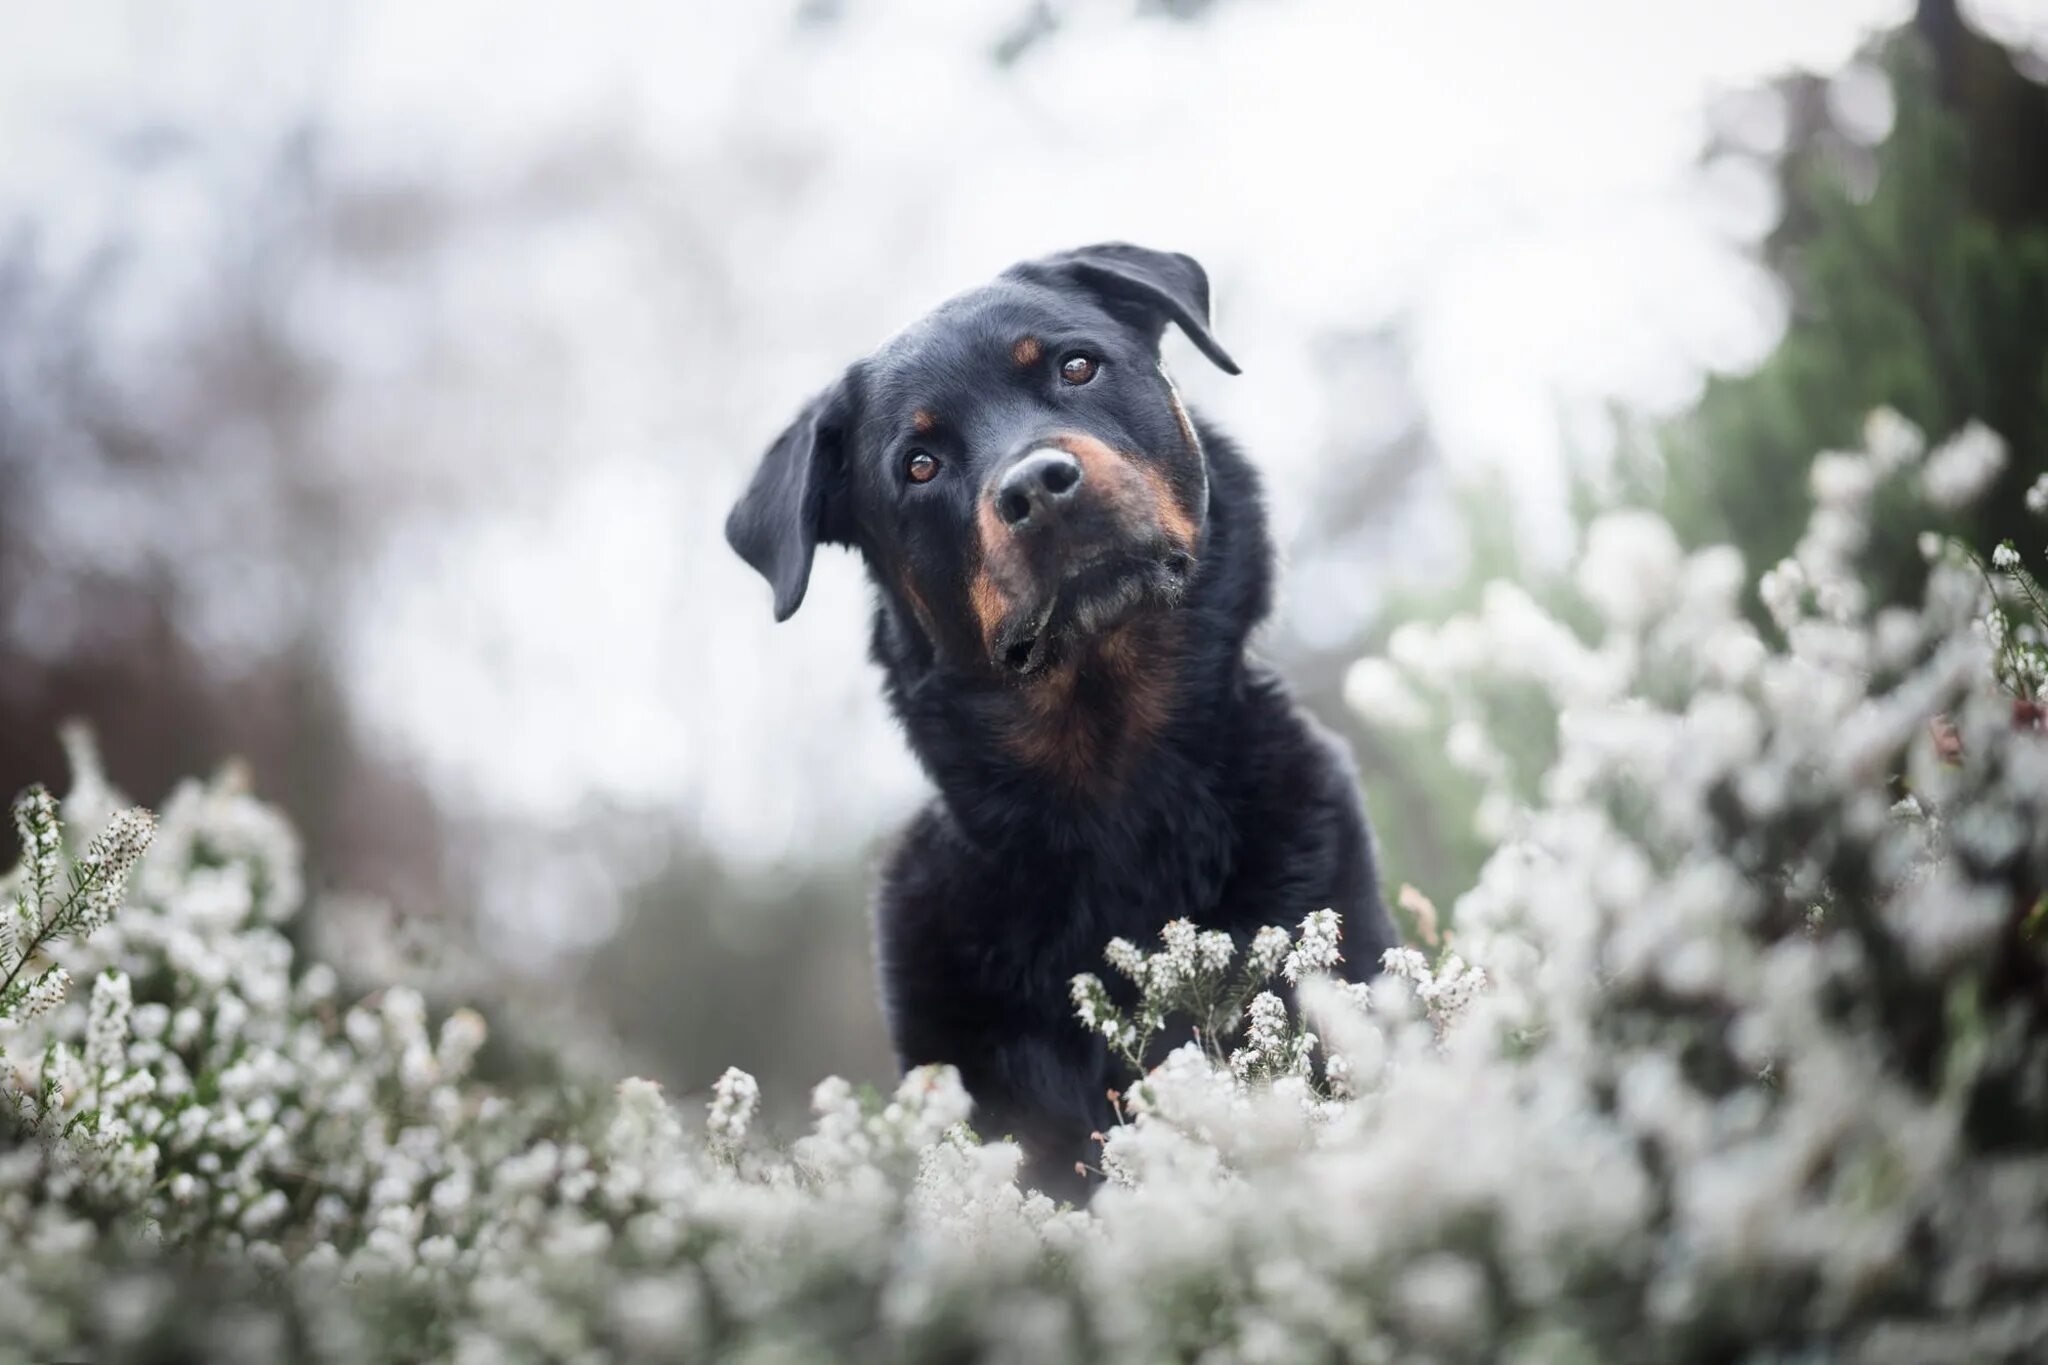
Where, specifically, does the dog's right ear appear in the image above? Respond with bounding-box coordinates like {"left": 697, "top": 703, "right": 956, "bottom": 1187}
{"left": 726, "top": 376, "right": 854, "bottom": 622}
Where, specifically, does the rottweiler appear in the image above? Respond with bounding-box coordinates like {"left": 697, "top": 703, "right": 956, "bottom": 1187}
{"left": 727, "top": 243, "right": 1395, "bottom": 1191}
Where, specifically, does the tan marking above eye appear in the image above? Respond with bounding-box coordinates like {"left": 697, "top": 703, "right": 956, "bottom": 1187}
{"left": 912, "top": 409, "right": 936, "bottom": 434}
{"left": 1012, "top": 337, "right": 1043, "bottom": 367}
{"left": 1060, "top": 353, "right": 1098, "bottom": 385}
{"left": 906, "top": 450, "right": 940, "bottom": 483}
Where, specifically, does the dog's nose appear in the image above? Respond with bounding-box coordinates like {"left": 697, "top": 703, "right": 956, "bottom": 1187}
{"left": 994, "top": 449, "right": 1084, "bottom": 530}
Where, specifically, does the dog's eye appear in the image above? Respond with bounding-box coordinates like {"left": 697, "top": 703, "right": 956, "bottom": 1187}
{"left": 1059, "top": 353, "right": 1098, "bottom": 386}
{"left": 905, "top": 450, "right": 940, "bottom": 484}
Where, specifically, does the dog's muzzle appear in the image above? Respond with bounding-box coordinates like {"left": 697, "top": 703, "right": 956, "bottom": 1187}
{"left": 993, "top": 448, "right": 1086, "bottom": 531}
{"left": 977, "top": 439, "right": 1198, "bottom": 677}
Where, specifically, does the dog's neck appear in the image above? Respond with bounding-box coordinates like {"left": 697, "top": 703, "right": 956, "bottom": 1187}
{"left": 868, "top": 419, "right": 1274, "bottom": 854}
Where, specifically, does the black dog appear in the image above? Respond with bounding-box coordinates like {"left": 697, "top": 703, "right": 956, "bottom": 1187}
{"left": 727, "top": 244, "right": 1394, "bottom": 1188}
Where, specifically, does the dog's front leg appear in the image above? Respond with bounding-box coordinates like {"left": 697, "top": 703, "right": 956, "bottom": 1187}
{"left": 890, "top": 1010, "right": 1112, "bottom": 1201}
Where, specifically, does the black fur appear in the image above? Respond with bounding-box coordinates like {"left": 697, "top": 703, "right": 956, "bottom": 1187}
{"left": 728, "top": 245, "right": 1394, "bottom": 1192}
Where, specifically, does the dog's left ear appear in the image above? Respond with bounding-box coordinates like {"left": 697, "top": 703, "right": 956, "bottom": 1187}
{"left": 726, "top": 375, "right": 854, "bottom": 622}
{"left": 1024, "top": 243, "right": 1240, "bottom": 375}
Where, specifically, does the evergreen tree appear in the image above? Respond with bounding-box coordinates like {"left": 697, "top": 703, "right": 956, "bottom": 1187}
{"left": 1365, "top": 1, "right": 2048, "bottom": 906}
{"left": 1627, "top": 0, "right": 2048, "bottom": 609}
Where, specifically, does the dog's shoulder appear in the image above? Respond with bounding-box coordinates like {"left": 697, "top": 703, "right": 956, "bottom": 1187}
{"left": 870, "top": 799, "right": 996, "bottom": 986}
{"left": 1203, "top": 664, "right": 1392, "bottom": 968}
{"left": 873, "top": 798, "right": 962, "bottom": 925}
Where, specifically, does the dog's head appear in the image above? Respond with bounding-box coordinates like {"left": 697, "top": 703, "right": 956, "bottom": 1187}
{"left": 727, "top": 243, "right": 1238, "bottom": 678}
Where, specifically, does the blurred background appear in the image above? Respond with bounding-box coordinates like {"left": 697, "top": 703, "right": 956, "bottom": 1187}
{"left": 3, "top": 0, "right": 2044, "bottom": 1114}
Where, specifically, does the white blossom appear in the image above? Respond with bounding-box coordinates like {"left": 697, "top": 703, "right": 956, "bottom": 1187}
{"left": 706, "top": 1065, "right": 760, "bottom": 1152}
{"left": 84, "top": 969, "right": 132, "bottom": 1081}
{"left": 1282, "top": 909, "right": 1342, "bottom": 983}
{"left": 11, "top": 965, "right": 70, "bottom": 1025}
{"left": 1578, "top": 509, "right": 1685, "bottom": 627}
{"left": 1231, "top": 992, "right": 1285, "bottom": 1078}
{"left": 1862, "top": 407, "right": 1925, "bottom": 473}
{"left": 1247, "top": 925, "right": 1292, "bottom": 976}
{"left": 1343, "top": 656, "right": 1428, "bottom": 728}
{"left": 2, "top": 417, "right": 2047, "bottom": 1363}
{"left": 1919, "top": 420, "right": 2006, "bottom": 508}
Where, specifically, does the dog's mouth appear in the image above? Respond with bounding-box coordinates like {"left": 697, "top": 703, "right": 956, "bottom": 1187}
{"left": 993, "top": 548, "right": 1196, "bottom": 676}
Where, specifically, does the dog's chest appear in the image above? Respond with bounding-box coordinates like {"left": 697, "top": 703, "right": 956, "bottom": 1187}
{"left": 961, "top": 800, "right": 1237, "bottom": 1000}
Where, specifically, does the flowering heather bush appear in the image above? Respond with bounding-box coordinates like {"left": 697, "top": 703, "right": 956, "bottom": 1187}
{"left": 5, "top": 417, "right": 2048, "bottom": 1362}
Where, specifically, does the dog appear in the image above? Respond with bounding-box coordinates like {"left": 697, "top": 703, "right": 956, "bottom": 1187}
{"left": 727, "top": 243, "right": 1395, "bottom": 1190}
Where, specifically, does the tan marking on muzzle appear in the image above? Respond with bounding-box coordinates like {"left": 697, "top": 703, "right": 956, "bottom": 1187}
{"left": 969, "top": 435, "right": 1198, "bottom": 679}
{"left": 971, "top": 495, "right": 1032, "bottom": 650}
{"left": 1132, "top": 460, "right": 1198, "bottom": 552}
{"left": 1011, "top": 336, "right": 1043, "bottom": 367}
{"left": 968, "top": 562, "right": 1009, "bottom": 650}
{"left": 1046, "top": 433, "right": 1197, "bottom": 551}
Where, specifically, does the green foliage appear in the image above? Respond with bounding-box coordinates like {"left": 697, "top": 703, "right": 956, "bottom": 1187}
{"left": 1363, "top": 23, "right": 2048, "bottom": 910}
{"left": 1622, "top": 34, "right": 2048, "bottom": 612}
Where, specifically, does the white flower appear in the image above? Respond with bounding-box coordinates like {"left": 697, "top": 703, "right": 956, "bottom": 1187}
{"left": 1069, "top": 972, "right": 1121, "bottom": 1040}
{"left": 10, "top": 965, "right": 71, "bottom": 1025}
{"left": 1381, "top": 946, "right": 1488, "bottom": 1030}
{"left": 239, "top": 1190, "right": 290, "bottom": 1235}
{"left": 11, "top": 784, "right": 62, "bottom": 908}
{"left": 608, "top": 1077, "right": 681, "bottom": 1165}
{"left": 435, "top": 1008, "right": 488, "bottom": 1079}
{"left": 1578, "top": 510, "right": 1686, "bottom": 628}
{"left": 1248, "top": 926, "right": 1292, "bottom": 977}
{"left": 1149, "top": 918, "right": 1200, "bottom": 992}
{"left": 1920, "top": 420, "right": 2006, "bottom": 509}
{"left": 1103, "top": 937, "right": 1145, "bottom": 981}
{"left": 706, "top": 1066, "right": 760, "bottom": 1151}
{"left": 1809, "top": 451, "right": 1877, "bottom": 510}
{"left": 1344, "top": 657, "right": 1428, "bottom": 728}
{"left": 72, "top": 808, "right": 155, "bottom": 938}
{"left": 1283, "top": 910, "right": 1343, "bottom": 984}
{"left": 1758, "top": 558, "right": 1807, "bottom": 632}
{"left": 1195, "top": 930, "right": 1234, "bottom": 975}
{"left": 1394, "top": 1253, "right": 1489, "bottom": 1342}
{"left": 1230, "top": 991, "right": 1294, "bottom": 1082}
{"left": 84, "top": 970, "right": 132, "bottom": 1081}
{"left": 1863, "top": 407, "right": 1925, "bottom": 472}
